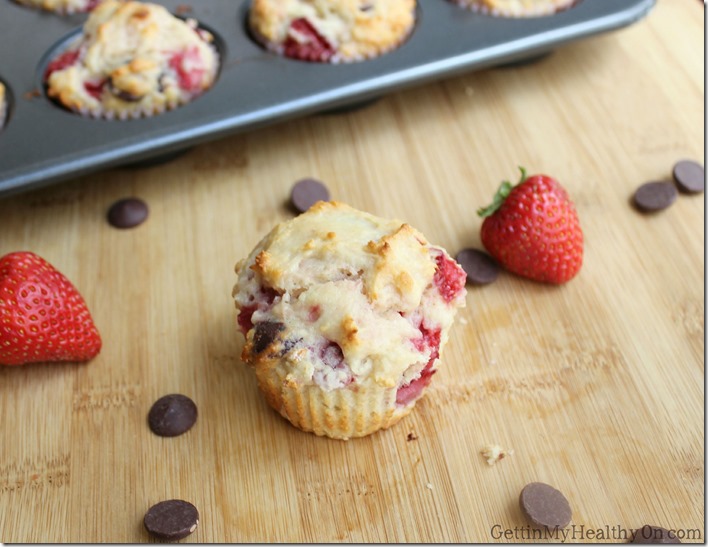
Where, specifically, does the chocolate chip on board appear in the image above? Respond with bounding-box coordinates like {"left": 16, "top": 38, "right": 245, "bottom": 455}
{"left": 290, "top": 178, "right": 330, "bottom": 213}
{"left": 519, "top": 482, "right": 572, "bottom": 529}
{"left": 144, "top": 499, "right": 199, "bottom": 541}
{"left": 631, "top": 525, "right": 681, "bottom": 544}
{"left": 107, "top": 197, "right": 149, "bottom": 228}
{"left": 148, "top": 394, "right": 198, "bottom": 437}
{"left": 672, "top": 160, "right": 705, "bottom": 194}
{"left": 633, "top": 182, "right": 678, "bottom": 213}
{"left": 455, "top": 248, "right": 500, "bottom": 285}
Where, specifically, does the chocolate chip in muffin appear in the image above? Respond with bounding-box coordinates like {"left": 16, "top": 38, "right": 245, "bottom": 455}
{"left": 455, "top": 248, "right": 499, "bottom": 285}
{"left": 148, "top": 394, "right": 198, "bottom": 437}
{"left": 672, "top": 160, "right": 704, "bottom": 194}
{"left": 633, "top": 181, "right": 678, "bottom": 213}
{"left": 107, "top": 197, "right": 149, "bottom": 228}
{"left": 252, "top": 321, "right": 285, "bottom": 354}
{"left": 632, "top": 525, "right": 681, "bottom": 544}
{"left": 144, "top": 499, "right": 199, "bottom": 541}
{"left": 519, "top": 482, "right": 572, "bottom": 529}
{"left": 290, "top": 178, "right": 330, "bottom": 214}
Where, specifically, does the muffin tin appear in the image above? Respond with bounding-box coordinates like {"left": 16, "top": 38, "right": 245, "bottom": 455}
{"left": 0, "top": 0, "right": 655, "bottom": 197}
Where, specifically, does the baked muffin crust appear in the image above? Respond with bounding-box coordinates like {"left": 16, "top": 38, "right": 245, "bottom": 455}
{"left": 249, "top": 0, "right": 416, "bottom": 62}
{"left": 45, "top": 0, "right": 219, "bottom": 118}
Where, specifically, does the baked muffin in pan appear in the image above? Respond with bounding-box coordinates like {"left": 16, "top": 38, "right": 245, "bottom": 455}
{"left": 249, "top": 0, "right": 417, "bottom": 63}
{"left": 44, "top": 0, "right": 220, "bottom": 119}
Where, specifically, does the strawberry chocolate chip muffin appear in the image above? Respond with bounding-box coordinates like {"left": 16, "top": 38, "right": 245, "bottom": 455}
{"left": 249, "top": 0, "right": 417, "bottom": 63}
{"left": 232, "top": 201, "right": 467, "bottom": 440}
{"left": 44, "top": 0, "right": 219, "bottom": 119}
{"left": 451, "top": 0, "right": 578, "bottom": 17}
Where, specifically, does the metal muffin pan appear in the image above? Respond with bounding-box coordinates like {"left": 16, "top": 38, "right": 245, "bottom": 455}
{"left": 0, "top": 0, "right": 655, "bottom": 197}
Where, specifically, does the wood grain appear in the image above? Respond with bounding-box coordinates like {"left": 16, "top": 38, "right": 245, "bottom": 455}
{"left": 0, "top": 0, "right": 704, "bottom": 542}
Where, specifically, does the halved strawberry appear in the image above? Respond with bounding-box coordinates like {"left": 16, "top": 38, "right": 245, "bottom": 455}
{"left": 0, "top": 252, "right": 102, "bottom": 366}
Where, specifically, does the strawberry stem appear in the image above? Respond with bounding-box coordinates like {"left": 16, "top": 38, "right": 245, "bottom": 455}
{"left": 477, "top": 166, "right": 528, "bottom": 217}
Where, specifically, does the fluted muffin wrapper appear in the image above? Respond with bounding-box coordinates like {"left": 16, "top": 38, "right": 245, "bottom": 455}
{"left": 255, "top": 367, "right": 417, "bottom": 440}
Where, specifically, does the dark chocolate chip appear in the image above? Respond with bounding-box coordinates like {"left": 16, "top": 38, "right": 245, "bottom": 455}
{"left": 632, "top": 525, "right": 681, "bottom": 544}
{"left": 633, "top": 182, "right": 678, "bottom": 213}
{"left": 519, "top": 482, "right": 572, "bottom": 529}
{"left": 144, "top": 499, "right": 199, "bottom": 541}
{"left": 290, "top": 178, "right": 330, "bottom": 213}
{"left": 148, "top": 394, "right": 198, "bottom": 437}
{"left": 455, "top": 248, "right": 499, "bottom": 285}
{"left": 107, "top": 197, "right": 149, "bottom": 228}
{"left": 252, "top": 321, "right": 285, "bottom": 354}
{"left": 672, "top": 160, "right": 704, "bottom": 194}
{"left": 107, "top": 79, "right": 145, "bottom": 102}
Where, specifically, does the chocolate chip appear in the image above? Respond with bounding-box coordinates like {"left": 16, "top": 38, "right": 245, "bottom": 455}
{"left": 290, "top": 178, "right": 330, "bottom": 213}
{"left": 144, "top": 499, "right": 199, "bottom": 541}
{"left": 519, "top": 482, "right": 572, "bottom": 529}
{"left": 107, "top": 197, "right": 149, "bottom": 228}
{"left": 108, "top": 79, "right": 144, "bottom": 102}
{"left": 632, "top": 525, "right": 681, "bottom": 544}
{"left": 148, "top": 394, "right": 198, "bottom": 437}
{"left": 633, "top": 181, "right": 678, "bottom": 213}
{"left": 455, "top": 248, "right": 499, "bottom": 285}
{"left": 252, "top": 321, "right": 285, "bottom": 354}
{"left": 672, "top": 160, "right": 704, "bottom": 194}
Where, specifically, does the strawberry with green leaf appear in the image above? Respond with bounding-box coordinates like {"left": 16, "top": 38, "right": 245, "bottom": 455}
{"left": 0, "top": 251, "right": 102, "bottom": 365}
{"left": 478, "top": 168, "right": 584, "bottom": 284}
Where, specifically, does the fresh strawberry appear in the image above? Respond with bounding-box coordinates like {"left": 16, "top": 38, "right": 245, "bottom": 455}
{"left": 283, "top": 17, "right": 336, "bottom": 62}
{"left": 478, "top": 168, "right": 584, "bottom": 284}
{"left": 0, "top": 252, "right": 102, "bottom": 365}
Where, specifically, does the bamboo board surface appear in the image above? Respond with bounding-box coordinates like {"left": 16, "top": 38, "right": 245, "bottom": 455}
{"left": 0, "top": 0, "right": 704, "bottom": 542}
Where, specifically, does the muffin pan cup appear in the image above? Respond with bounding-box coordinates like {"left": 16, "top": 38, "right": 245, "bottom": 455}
{"left": 0, "top": 0, "right": 655, "bottom": 197}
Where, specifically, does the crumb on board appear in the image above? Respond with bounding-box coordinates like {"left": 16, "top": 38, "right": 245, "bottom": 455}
{"left": 481, "top": 444, "right": 514, "bottom": 466}
{"left": 407, "top": 432, "right": 418, "bottom": 441}
{"left": 426, "top": 483, "right": 433, "bottom": 490}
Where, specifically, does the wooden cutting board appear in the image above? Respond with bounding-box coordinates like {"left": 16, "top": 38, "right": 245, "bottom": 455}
{"left": 0, "top": 0, "right": 703, "bottom": 542}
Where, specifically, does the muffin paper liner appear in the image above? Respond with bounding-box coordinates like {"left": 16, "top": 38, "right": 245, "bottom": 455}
{"left": 256, "top": 370, "right": 417, "bottom": 440}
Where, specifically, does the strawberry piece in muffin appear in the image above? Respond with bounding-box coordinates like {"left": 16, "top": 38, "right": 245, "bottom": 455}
{"left": 283, "top": 18, "right": 336, "bottom": 62}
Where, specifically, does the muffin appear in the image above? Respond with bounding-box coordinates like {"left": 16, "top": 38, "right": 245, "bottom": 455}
{"left": 44, "top": 0, "right": 219, "bottom": 119}
{"left": 249, "top": 0, "right": 417, "bottom": 63}
{"left": 451, "top": 0, "right": 578, "bottom": 17}
{"left": 0, "top": 82, "right": 6, "bottom": 129}
{"left": 12, "top": 0, "right": 103, "bottom": 13}
{"left": 232, "top": 201, "right": 467, "bottom": 440}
